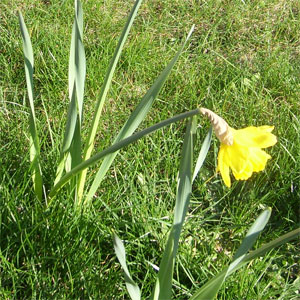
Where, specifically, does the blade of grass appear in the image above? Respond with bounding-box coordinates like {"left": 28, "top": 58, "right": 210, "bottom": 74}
{"left": 189, "top": 208, "right": 274, "bottom": 300}
{"left": 151, "top": 117, "right": 194, "bottom": 300}
{"left": 48, "top": 108, "right": 201, "bottom": 201}
{"left": 84, "top": 25, "right": 195, "bottom": 205}
{"left": 113, "top": 234, "right": 141, "bottom": 300}
{"left": 77, "top": 0, "right": 143, "bottom": 203}
{"left": 18, "top": 12, "right": 43, "bottom": 201}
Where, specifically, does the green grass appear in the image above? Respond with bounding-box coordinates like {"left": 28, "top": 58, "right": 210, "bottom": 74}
{"left": 1, "top": 0, "right": 299, "bottom": 299}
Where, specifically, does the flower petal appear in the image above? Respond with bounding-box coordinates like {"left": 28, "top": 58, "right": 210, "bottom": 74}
{"left": 257, "top": 125, "right": 274, "bottom": 133}
{"left": 249, "top": 147, "right": 271, "bottom": 172}
{"left": 233, "top": 126, "right": 277, "bottom": 148}
{"left": 218, "top": 145, "right": 231, "bottom": 187}
{"left": 225, "top": 142, "right": 249, "bottom": 175}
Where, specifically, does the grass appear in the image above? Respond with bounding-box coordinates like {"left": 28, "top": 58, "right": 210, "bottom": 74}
{"left": 0, "top": 0, "right": 299, "bottom": 299}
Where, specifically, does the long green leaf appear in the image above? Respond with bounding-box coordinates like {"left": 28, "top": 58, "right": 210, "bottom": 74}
{"left": 18, "top": 12, "right": 43, "bottom": 200}
{"left": 77, "top": 0, "right": 143, "bottom": 203}
{"left": 69, "top": 0, "right": 85, "bottom": 187}
{"left": 232, "top": 208, "right": 272, "bottom": 261}
{"left": 190, "top": 227, "right": 300, "bottom": 300}
{"left": 173, "top": 118, "right": 194, "bottom": 234}
{"left": 151, "top": 118, "right": 194, "bottom": 300}
{"left": 84, "top": 25, "right": 195, "bottom": 205}
{"left": 48, "top": 108, "right": 201, "bottom": 201}
{"left": 113, "top": 234, "right": 141, "bottom": 300}
{"left": 71, "top": 0, "right": 85, "bottom": 124}
{"left": 54, "top": 0, "right": 85, "bottom": 186}
{"left": 189, "top": 208, "right": 279, "bottom": 300}
{"left": 54, "top": 89, "right": 77, "bottom": 184}
{"left": 192, "top": 127, "right": 212, "bottom": 183}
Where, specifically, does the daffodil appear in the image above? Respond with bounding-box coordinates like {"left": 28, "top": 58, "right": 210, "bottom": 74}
{"left": 200, "top": 108, "right": 277, "bottom": 187}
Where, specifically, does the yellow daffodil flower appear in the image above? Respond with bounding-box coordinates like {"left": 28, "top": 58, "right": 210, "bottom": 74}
{"left": 200, "top": 108, "right": 277, "bottom": 187}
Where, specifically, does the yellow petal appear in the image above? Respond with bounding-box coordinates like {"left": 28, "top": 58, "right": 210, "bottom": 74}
{"left": 249, "top": 147, "right": 271, "bottom": 172}
{"left": 225, "top": 142, "right": 249, "bottom": 175}
{"left": 257, "top": 125, "right": 274, "bottom": 133}
{"left": 233, "top": 126, "right": 277, "bottom": 148}
{"left": 218, "top": 145, "right": 231, "bottom": 187}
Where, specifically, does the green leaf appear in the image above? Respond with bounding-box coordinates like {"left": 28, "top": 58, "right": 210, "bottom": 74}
{"left": 113, "top": 234, "right": 141, "bottom": 300}
{"left": 77, "top": 0, "right": 143, "bottom": 202}
{"left": 54, "top": 0, "right": 85, "bottom": 187}
{"left": 232, "top": 208, "right": 271, "bottom": 261}
{"left": 72, "top": 0, "right": 85, "bottom": 124}
{"left": 190, "top": 227, "right": 300, "bottom": 300}
{"left": 84, "top": 25, "right": 195, "bottom": 205}
{"left": 48, "top": 109, "right": 201, "bottom": 201}
{"left": 189, "top": 208, "right": 273, "bottom": 300}
{"left": 18, "top": 11, "right": 43, "bottom": 200}
{"left": 192, "top": 127, "right": 212, "bottom": 183}
{"left": 54, "top": 90, "right": 77, "bottom": 185}
{"left": 151, "top": 118, "right": 194, "bottom": 300}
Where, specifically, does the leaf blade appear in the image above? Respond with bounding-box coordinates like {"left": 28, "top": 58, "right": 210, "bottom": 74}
{"left": 54, "top": 0, "right": 85, "bottom": 188}
{"left": 190, "top": 208, "right": 273, "bottom": 300}
{"left": 192, "top": 127, "right": 212, "bottom": 183}
{"left": 18, "top": 11, "right": 43, "bottom": 200}
{"left": 151, "top": 118, "right": 194, "bottom": 300}
{"left": 189, "top": 227, "right": 300, "bottom": 300}
{"left": 113, "top": 234, "right": 141, "bottom": 300}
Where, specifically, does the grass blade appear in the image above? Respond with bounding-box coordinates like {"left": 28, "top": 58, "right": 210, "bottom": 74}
{"left": 113, "top": 234, "right": 141, "bottom": 300}
{"left": 192, "top": 127, "right": 212, "bottom": 183}
{"left": 190, "top": 208, "right": 273, "bottom": 300}
{"left": 48, "top": 108, "right": 201, "bottom": 201}
{"left": 151, "top": 118, "right": 194, "bottom": 300}
{"left": 77, "top": 0, "right": 143, "bottom": 202}
{"left": 18, "top": 12, "right": 43, "bottom": 200}
{"left": 84, "top": 25, "right": 195, "bottom": 205}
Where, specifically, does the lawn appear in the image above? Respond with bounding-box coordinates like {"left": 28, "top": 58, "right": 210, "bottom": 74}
{"left": 0, "top": 0, "right": 299, "bottom": 299}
